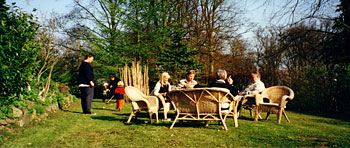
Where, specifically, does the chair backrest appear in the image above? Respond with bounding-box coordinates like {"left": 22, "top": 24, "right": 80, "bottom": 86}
{"left": 125, "top": 86, "right": 148, "bottom": 102}
{"left": 125, "top": 86, "right": 150, "bottom": 110}
{"left": 167, "top": 88, "right": 235, "bottom": 114}
{"left": 261, "top": 86, "right": 294, "bottom": 104}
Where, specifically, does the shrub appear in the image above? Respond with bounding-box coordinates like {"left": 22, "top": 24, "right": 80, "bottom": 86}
{"left": 0, "top": 3, "right": 40, "bottom": 106}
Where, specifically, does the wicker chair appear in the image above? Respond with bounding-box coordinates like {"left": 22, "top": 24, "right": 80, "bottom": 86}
{"left": 150, "top": 90, "right": 171, "bottom": 120}
{"left": 254, "top": 86, "right": 295, "bottom": 123}
{"left": 125, "top": 86, "right": 159, "bottom": 124}
{"left": 239, "top": 94, "right": 262, "bottom": 119}
{"left": 167, "top": 88, "right": 239, "bottom": 130}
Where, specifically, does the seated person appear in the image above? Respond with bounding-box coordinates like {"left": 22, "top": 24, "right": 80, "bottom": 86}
{"left": 207, "top": 69, "right": 238, "bottom": 124}
{"left": 209, "top": 69, "right": 238, "bottom": 96}
{"left": 239, "top": 71, "right": 265, "bottom": 96}
{"left": 177, "top": 70, "right": 198, "bottom": 89}
{"left": 152, "top": 72, "right": 172, "bottom": 102}
{"left": 236, "top": 71, "right": 266, "bottom": 114}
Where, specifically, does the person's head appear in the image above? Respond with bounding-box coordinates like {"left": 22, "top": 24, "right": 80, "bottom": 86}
{"left": 109, "top": 75, "right": 115, "bottom": 80}
{"left": 216, "top": 69, "right": 227, "bottom": 80}
{"left": 159, "top": 72, "right": 170, "bottom": 86}
{"left": 103, "top": 82, "right": 108, "bottom": 88}
{"left": 251, "top": 71, "right": 261, "bottom": 82}
{"left": 117, "top": 81, "right": 124, "bottom": 87}
{"left": 186, "top": 70, "right": 196, "bottom": 82}
{"left": 84, "top": 53, "right": 94, "bottom": 63}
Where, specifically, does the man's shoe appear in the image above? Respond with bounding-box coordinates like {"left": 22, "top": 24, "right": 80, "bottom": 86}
{"left": 85, "top": 112, "right": 97, "bottom": 115}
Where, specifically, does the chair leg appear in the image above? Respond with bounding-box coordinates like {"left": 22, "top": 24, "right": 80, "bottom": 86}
{"left": 282, "top": 110, "right": 290, "bottom": 123}
{"left": 149, "top": 112, "right": 153, "bottom": 124}
{"left": 127, "top": 111, "right": 135, "bottom": 123}
{"left": 221, "top": 119, "right": 228, "bottom": 131}
{"left": 277, "top": 108, "right": 283, "bottom": 123}
{"left": 252, "top": 106, "right": 262, "bottom": 119}
{"left": 265, "top": 112, "right": 270, "bottom": 120}
{"left": 169, "top": 114, "right": 179, "bottom": 129}
{"left": 254, "top": 106, "right": 260, "bottom": 121}
{"left": 249, "top": 108, "right": 253, "bottom": 118}
{"left": 238, "top": 106, "right": 243, "bottom": 118}
{"left": 233, "top": 112, "right": 238, "bottom": 127}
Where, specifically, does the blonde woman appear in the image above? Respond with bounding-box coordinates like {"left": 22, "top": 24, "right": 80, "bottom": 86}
{"left": 153, "top": 72, "right": 172, "bottom": 101}
{"left": 152, "top": 72, "right": 172, "bottom": 120}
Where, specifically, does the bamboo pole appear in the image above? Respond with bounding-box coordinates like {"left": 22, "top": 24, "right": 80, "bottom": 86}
{"left": 121, "top": 60, "right": 149, "bottom": 95}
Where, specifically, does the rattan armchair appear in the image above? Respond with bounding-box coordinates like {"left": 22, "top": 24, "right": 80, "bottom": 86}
{"left": 254, "top": 86, "right": 294, "bottom": 123}
{"left": 167, "top": 88, "right": 239, "bottom": 130}
{"left": 125, "top": 86, "right": 159, "bottom": 124}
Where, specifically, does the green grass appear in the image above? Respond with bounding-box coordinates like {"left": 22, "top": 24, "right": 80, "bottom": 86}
{"left": 1, "top": 99, "right": 349, "bottom": 147}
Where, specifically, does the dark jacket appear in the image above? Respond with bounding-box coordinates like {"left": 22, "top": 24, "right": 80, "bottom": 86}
{"left": 209, "top": 80, "right": 238, "bottom": 96}
{"left": 109, "top": 77, "right": 121, "bottom": 94}
{"left": 78, "top": 61, "right": 94, "bottom": 86}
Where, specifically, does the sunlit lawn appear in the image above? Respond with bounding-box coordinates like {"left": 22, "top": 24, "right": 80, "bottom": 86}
{"left": 1, "top": 99, "right": 349, "bottom": 147}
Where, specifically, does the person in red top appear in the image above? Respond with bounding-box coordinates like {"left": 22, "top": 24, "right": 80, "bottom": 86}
{"left": 114, "top": 81, "right": 125, "bottom": 112}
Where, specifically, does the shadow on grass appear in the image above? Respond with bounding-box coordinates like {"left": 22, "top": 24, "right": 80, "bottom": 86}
{"left": 116, "top": 112, "right": 228, "bottom": 130}
{"left": 63, "top": 110, "right": 84, "bottom": 114}
{"left": 91, "top": 116, "right": 122, "bottom": 122}
{"left": 290, "top": 110, "right": 350, "bottom": 122}
{"left": 92, "top": 107, "right": 116, "bottom": 112}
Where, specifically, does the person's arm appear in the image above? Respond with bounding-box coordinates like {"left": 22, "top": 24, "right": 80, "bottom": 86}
{"left": 168, "top": 83, "right": 172, "bottom": 92}
{"left": 153, "top": 82, "right": 161, "bottom": 96}
{"left": 177, "top": 79, "right": 186, "bottom": 88}
{"left": 86, "top": 63, "right": 94, "bottom": 86}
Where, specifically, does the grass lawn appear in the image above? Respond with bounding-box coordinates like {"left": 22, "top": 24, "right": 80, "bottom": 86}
{"left": 1, "top": 99, "right": 349, "bottom": 147}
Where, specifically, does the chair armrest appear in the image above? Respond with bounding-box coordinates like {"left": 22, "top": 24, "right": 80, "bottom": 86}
{"left": 242, "top": 94, "right": 255, "bottom": 100}
{"left": 255, "top": 94, "right": 264, "bottom": 105}
{"left": 145, "top": 96, "right": 159, "bottom": 108}
{"left": 280, "top": 95, "right": 290, "bottom": 107}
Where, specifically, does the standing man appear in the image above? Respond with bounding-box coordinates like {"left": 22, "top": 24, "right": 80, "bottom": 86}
{"left": 78, "top": 53, "right": 96, "bottom": 115}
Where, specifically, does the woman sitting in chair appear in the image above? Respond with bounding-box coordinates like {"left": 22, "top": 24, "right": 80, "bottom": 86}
{"left": 152, "top": 72, "right": 172, "bottom": 120}
{"left": 152, "top": 72, "right": 172, "bottom": 102}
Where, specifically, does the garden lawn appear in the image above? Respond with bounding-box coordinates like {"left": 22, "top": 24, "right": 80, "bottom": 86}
{"left": 1, "top": 99, "right": 349, "bottom": 147}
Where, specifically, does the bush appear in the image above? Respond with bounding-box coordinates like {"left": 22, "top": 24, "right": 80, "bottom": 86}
{"left": 0, "top": 3, "right": 40, "bottom": 105}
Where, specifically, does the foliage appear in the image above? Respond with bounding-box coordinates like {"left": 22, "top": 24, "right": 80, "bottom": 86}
{"left": 0, "top": 3, "right": 40, "bottom": 105}
{"left": 155, "top": 27, "right": 202, "bottom": 84}
{"left": 334, "top": 64, "right": 350, "bottom": 113}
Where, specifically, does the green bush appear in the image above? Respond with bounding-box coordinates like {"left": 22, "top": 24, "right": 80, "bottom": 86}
{"left": 0, "top": 3, "right": 40, "bottom": 105}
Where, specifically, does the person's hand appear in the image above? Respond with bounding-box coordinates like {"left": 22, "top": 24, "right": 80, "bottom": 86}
{"left": 227, "top": 76, "right": 233, "bottom": 85}
{"left": 90, "top": 81, "right": 95, "bottom": 87}
{"left": 239, "top": 92, "right": 246, "bottom": 95}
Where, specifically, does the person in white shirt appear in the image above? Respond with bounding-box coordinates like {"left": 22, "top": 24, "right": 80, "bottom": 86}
{"left": 236, "top": 71, "right": 266, "bottom": 117}
{"left": 177, "top": 70, "right": 198, "bottom": 89}
{"left": 239, "top": 71, "right": 265, "bottom": 95}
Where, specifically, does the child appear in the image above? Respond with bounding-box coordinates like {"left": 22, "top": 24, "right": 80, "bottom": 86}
{"left": 114, "top": 81, "right": 125, "bottom": 112}
{"left": 102, "top": 82, "right": 109, "bottom": 102}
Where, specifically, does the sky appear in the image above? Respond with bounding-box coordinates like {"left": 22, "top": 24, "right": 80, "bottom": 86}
{"left": 6, "top": 0, "right": 302, "bottom": 41}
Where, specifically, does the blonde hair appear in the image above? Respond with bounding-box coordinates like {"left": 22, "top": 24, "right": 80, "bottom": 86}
{"left": 159, "top": 72, "right": 170, "bottom": 87}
